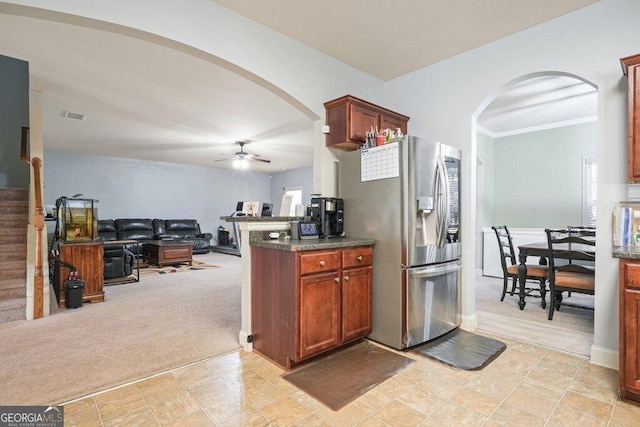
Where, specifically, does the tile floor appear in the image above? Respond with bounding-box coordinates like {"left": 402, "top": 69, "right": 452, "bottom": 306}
{"left": 62, "top": 334, "right": 640, "bottom": 426}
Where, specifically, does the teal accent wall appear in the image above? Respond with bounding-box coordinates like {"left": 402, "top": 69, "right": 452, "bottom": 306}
{"left": 0, "top": 54, "right": 29, "bottom": 188}
{"left": 480, "top": 122, "right": 596, "bottom": 229}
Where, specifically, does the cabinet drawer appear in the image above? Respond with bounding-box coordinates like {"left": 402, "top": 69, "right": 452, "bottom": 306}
{"left": 300, "top": 251, "right": 340, "bottom": 275}
{"left": 625, "top": 262, "right": 640, "bottom": 289}
{"left": 342, "top": 246, "right": 373, "bottom": 268}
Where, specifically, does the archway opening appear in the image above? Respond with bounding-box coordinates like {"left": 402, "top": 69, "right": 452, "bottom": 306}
{"left": 472, "top": 72, "right": 598, "bottom": 356}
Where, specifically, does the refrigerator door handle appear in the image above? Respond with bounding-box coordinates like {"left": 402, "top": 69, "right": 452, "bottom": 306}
{"left": 408, "top": 260, "right": 461, "bottom": 278}
{"left": 435, "top": 157, "right": 451, "bottom": 248}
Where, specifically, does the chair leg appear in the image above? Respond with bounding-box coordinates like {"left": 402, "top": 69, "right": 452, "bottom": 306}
{"left": 510, "top": 277, "right": 517, "bottom": 296}
{"left": 555, "top": 292, "right": 563, "bottom": 311}
{"left": 539, "top": 279, "right": 546, "bottom": 309}
{"left": 501, "top": 276, "right": 508, "bottom": 301}
{"left": 548, "top": 291, "right": 557, "bottom": 320}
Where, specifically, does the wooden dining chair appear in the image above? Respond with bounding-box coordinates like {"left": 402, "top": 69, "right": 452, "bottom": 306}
{"left": 491, "top": 226, "right": 549, "bottom": 307}
{"left": 544, "top": 228, "right": 595, "bottom": 320}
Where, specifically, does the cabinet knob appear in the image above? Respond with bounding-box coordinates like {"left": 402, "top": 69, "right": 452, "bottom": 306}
{"left": 356, "top": 255, "right": 363, "bottom": 261}
{"left": 334, "top": 277, "right": 339, "bottom": 283}
{"left": 344, "top": 275, "right": 350, "bottom": 281}
{"left": 319, "top": 260, "right": 326, "bottom": 266}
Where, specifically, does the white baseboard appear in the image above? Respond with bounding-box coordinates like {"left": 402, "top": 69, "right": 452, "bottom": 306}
{"left": 590, "top": 344, "right": 618, "bottom": 370}
{"left": 238, "top": 330, "right": 253, "bottom": 352}
{"left": 461, "top": 313, "right": 478, "bottom": 331}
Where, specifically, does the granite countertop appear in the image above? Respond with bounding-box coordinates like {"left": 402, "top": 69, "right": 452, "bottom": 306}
{"left": 612, "top": 245, "right": 640, "bottom": 259}
{"left": 220, "top": 216, "right": 308, "bottom": 222}
{"left": 251, "top": 235, "right": 376, "bottom": 252}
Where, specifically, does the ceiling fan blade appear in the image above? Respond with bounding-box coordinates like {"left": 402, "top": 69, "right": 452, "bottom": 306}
{"left": 251, "top": 157, "right": 271, "bottom": 163}
{"left": 213, "top": 158, "right": 233, "bottom": 162}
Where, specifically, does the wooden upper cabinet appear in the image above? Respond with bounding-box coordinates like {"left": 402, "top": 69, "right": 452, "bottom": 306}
{"left": 324, "top": 95, "right": 410, "bottom": 150}
{"left": 622, "top": 54, "right": 640, "bottom": 182}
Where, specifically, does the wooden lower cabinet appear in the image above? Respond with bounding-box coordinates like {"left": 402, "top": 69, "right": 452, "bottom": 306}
{"left": 57, "top": 241, "right": 104, "bottom": 307}
{"left": 251, "top": 245, "right": 373, "bottom": 369}
{"left": 619, "top": 258, "right": 640, "bottom": 404}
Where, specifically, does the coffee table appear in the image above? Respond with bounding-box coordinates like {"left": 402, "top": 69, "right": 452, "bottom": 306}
{"left": 143, "top": 240, "right": 193, "bottom": 267}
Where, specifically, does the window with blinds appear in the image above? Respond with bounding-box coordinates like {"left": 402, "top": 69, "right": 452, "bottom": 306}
{"left": 583, "top": 157, "right": 597, "bottom": 227}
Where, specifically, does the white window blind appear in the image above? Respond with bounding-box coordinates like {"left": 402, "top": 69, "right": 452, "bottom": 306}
{"left": 583, "top": 157, "right": 597, "bottom": 227}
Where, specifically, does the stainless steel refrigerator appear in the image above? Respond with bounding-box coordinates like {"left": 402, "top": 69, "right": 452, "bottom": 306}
{"left": 338, "top": 135, "right": 461, "bottom": 349}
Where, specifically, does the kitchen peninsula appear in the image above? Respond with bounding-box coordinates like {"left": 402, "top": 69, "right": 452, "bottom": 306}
{"left": 221, "top": 215, "right": 375, "bottom": 363}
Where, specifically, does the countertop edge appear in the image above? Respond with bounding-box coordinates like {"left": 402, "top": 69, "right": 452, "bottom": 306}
{"left": 251, "top": 237, "right": 376, "bottom": 252}
{"left": 613, "top": 245, "right": 640, "bottom": 259}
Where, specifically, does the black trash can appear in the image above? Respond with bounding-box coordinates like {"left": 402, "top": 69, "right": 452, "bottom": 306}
{"left": 64, "top": 278, "right": 85, "bottom": 309}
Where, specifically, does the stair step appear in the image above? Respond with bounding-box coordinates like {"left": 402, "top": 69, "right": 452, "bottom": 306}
{"left": 0, "top": 244, "right": 28, "bottom": 262}
{"left": 0, "top": 219, "right": 28, "bottom": 229}
{"left": 0, "top": 267, "right": 26, "bottom": 280}
{"left": 0, "top": 188, "right": 28, "bottom": 201}
{"left": 0, "top": 230, "right": 27, "bottom": 245}
{"left": 0, "top": 287, "right": 26, "bottom": 300}
{"left": 0, "top": 204, "right": 29, "bottom": 216}
{"left": 0, "top": 278, "right": 25, "bottom": 290}
{"left": 0, "top": 299, "right": 26, "bottom": 324}
{"left": 0, "top": 212, "right": 29, "bottom": 220}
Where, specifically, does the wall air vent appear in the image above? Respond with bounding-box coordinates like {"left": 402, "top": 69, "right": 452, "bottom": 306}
{"left": 64, "top": 111, "right": 85, "bottom": 120}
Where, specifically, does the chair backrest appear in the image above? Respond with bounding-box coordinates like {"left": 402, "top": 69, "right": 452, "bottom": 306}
{"left": 567, "top": 226, "right": 596, "bottom": 237}
{"left": 492, "top": 226, "right": 516, "bottom": 273}
{"left": 544, "top": 228, "right": 596, "bottom": 279}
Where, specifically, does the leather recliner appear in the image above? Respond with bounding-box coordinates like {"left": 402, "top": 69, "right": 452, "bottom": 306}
{"left": 153, "top": 219, "right": 212, "bottom": 254}
{"left": 98, "top": 220, "right": 135, "bottom": 280}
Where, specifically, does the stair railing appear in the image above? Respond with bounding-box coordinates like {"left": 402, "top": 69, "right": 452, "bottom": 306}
{"left": 30, "top": 157, "right": 45, "bottom": 319}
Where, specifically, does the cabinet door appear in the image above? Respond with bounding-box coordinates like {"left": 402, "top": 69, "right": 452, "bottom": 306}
{"left": 630, "top": 64, "right": 640, "bottom": 181}
{"left": 58, "top": 242, "right": 104, "bottom": 306}
{"left": 341, "top": 265, "right": 373, "bottom": 342}
{"left": 380, "top": 114, "right": 408, "bottom": 136}
{"left": 349, "top": 104, "right": 378, "bottom": 143}
{"left": 299, "top": 272, "right": 340, "bottom": 359}
{"left": 622, "top": 288, "right": 640, "bottom": 394}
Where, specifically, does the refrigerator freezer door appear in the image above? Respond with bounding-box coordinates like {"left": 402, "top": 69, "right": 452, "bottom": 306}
{"left": 405, "top": 260, "right": 461, "bottom": 347}
{"left": 407, "top": 136, "right": 461, "bottom": 266}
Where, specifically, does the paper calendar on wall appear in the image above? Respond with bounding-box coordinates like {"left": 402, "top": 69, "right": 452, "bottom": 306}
{"left": 360, "top": 141, "right": 400, "bottom": 182}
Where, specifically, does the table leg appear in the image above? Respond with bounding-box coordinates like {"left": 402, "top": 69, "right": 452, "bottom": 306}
{"left": 517, "top": 251, "right": 528, "bottom": 310}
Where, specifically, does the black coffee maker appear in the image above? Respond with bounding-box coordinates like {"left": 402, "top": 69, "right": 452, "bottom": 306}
{"left": 309, "top": 197, "right": 344, "bottom": 237}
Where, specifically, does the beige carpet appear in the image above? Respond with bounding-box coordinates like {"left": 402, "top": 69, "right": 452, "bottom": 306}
{"left": 475, "top": 273, "right": 594, "bottom": 356}
{"left": 0, "top": 252, "right": 241, "bottom": 406}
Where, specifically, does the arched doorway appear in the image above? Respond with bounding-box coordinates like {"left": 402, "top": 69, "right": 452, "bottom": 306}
{"left": 472, "top": 72, "right": 598, "bottom": 355}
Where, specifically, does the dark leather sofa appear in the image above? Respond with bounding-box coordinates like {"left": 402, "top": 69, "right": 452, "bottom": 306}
{"left": 98, "top": 218, "right": 212, "bottom": 255}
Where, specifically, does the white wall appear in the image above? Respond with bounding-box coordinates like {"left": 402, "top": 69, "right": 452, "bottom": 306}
{"left": 43, "top": 150, "right": 272, "bottom": 243}
{"left": 490, "top": 122, "right": 597, "bottom": 228}
{"left": 386, "top": 0, "right": 635, "bottom": 367}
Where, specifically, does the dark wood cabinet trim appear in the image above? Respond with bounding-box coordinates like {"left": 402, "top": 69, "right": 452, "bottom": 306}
{"left": 622, "top": 54, "right": 640, "bottom": 182}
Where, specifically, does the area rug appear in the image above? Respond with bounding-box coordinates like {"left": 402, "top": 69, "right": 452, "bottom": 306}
{"left": 138, "top": 259, "right": 219, "bottom": 276}
{"left": 412, "top": 328, "right": 506, "bottom": 370}
{"left": 281, "top": 340, "right": 415, "bottom": 411}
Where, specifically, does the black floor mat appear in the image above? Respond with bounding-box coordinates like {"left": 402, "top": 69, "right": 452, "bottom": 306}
{"left": 412, "top": 328, "right": 506, "bottom": 370}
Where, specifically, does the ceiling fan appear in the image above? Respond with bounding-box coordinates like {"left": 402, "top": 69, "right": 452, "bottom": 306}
{"left": 214, "top": 141, "right": 271, "bottom": 164}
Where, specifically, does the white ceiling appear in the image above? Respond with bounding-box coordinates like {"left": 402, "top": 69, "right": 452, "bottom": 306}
{"left": 0, "top": 1, "right": 600, "bottom": 172}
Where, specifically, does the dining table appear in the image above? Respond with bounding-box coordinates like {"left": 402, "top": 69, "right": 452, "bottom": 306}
{"left": 516, "top": 240, "right": 596, "bottom": 310}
